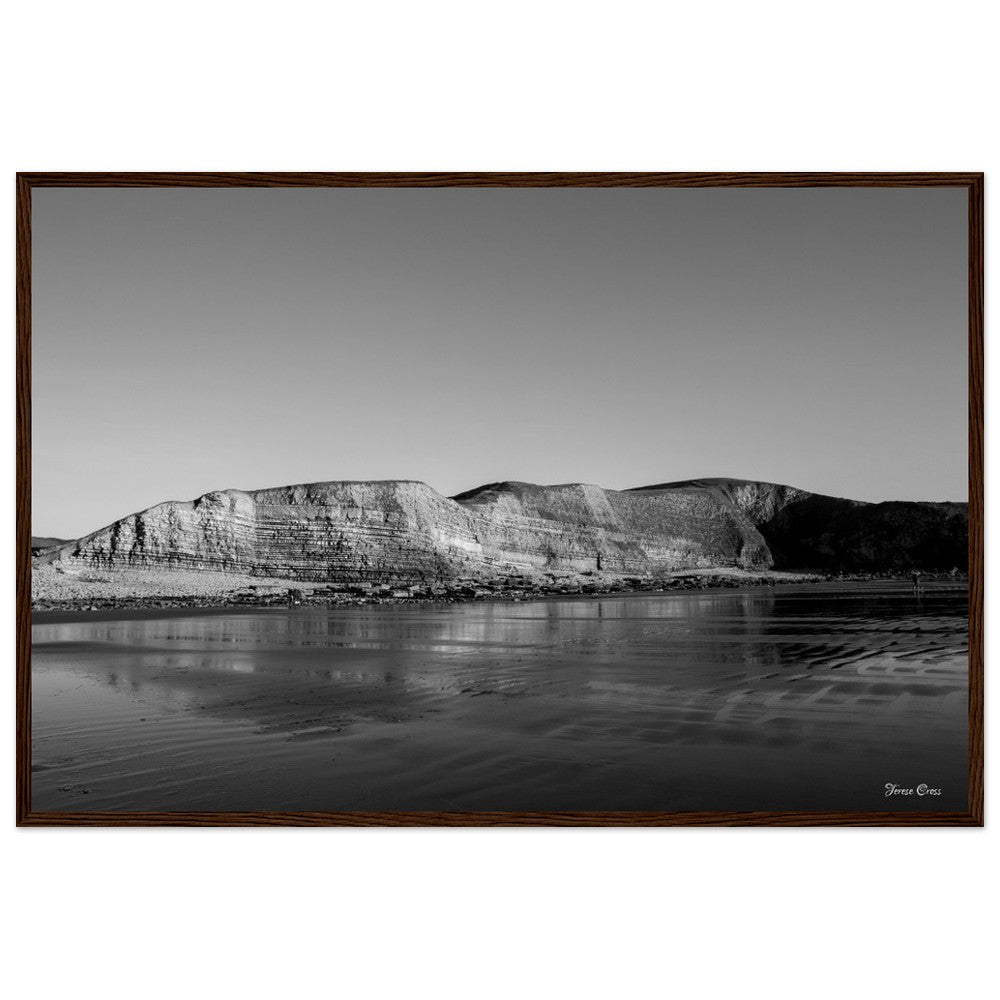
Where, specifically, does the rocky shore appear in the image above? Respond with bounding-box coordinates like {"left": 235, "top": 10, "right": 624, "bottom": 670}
{"left": 30, "top": 565, "right": 965, "bottom": 615}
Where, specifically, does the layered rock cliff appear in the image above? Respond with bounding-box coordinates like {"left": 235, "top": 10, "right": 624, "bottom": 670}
{"left": 39, "top": 476, "right": 968, "bottom": 583}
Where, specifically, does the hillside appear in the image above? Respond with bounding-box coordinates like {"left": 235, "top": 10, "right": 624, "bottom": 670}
{"left": 630, "top": 478, "right": 967, "bottom": 572}
{"left": 35, "top": 476, "right": 968, "bottom": 586}
{"left": 31, "top": 536, "right": 70, "bottom": 552}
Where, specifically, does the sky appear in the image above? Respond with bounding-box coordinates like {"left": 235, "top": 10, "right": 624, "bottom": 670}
{"left": 31, "top": 186, "right": 968, "bottom": 538}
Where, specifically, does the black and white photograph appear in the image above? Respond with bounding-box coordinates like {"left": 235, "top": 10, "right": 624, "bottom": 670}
{"left": 21, "top": 176, "right": 980, "bottom": 821}
{"left": 7, "top": 5, "right": 998, "bottom": 999}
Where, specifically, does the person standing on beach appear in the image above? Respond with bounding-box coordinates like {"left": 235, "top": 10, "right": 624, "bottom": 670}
{"left": 911, "top": 571, "right": 922, "bottom": 593}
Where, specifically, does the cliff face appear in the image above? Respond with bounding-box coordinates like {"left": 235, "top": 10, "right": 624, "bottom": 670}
{"left": 454, "top": 480, "right": 771, "bottom": 573}
{"left": 632, "top": 479, "right": 968, "bottom": 572}
{"left": 44, "top": 477, "right": 773, "bottom": 582}
{"left": 51, "top": 482, "right": 484, "bottom": 582}
{"left": 757, "top": 496, "right": 969, "bottom": 571}
{"left": 41, "top": 477, "right": 968, "bottom": 582}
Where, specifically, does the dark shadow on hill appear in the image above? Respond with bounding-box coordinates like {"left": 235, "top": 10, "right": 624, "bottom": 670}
{"left": 757, "top": 496, "right": 968, "bottom": 572}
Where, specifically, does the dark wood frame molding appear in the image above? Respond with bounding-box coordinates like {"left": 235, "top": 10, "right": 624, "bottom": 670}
{"left": 15, "top": 172, "right": 985, "bottom": 827}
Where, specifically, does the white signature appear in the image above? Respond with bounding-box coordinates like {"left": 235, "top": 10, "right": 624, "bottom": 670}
{"left": 884, "top": 782, "right": 942, "bottom": 797}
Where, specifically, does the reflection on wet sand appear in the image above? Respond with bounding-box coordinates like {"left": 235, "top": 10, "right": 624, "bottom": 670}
{"left": 31, "top": 584, "right": 968, "bottom": 812}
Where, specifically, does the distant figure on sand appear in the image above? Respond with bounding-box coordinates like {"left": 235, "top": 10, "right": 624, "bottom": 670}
{"left": 911, "top": 571, "right": 922, "bottom": 593}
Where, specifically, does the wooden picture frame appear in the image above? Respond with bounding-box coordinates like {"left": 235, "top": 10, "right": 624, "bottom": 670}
{"left": 15, "top": 172, "right": 984, "bottom": 826}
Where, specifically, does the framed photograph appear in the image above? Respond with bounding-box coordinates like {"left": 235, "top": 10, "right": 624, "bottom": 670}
{"left": 16, "top": 172, "right": 983, "bottom": 826}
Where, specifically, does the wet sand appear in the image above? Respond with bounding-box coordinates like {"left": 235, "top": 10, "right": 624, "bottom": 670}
{"left": 30, "top": 583, "right": 969, "bottom": 813}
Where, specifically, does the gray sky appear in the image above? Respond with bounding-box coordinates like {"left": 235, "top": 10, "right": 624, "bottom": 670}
{"left": 32, "top": 186, "right": 968, "bottom": 538}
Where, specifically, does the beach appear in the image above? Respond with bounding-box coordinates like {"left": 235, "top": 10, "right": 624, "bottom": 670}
{"left": 31, "top": 581, "right": 968, "bottom": 813}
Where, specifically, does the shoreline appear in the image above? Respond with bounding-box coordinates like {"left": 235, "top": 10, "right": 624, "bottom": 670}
{"left": 31, "top": 568, "right": 966, "bottom": 619}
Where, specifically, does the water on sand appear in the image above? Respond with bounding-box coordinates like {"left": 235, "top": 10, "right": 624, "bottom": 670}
{"left": 31, "top": 583, "right": 968, "bottom": 812}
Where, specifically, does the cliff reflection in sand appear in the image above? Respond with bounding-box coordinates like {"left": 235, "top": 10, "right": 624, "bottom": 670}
{"left": 31, "top": 583, "right": 968, "bottom": 813}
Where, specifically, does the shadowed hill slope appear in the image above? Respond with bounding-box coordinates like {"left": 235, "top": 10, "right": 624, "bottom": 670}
{"left": 31, "top": 536, "right": 70, "bottom": 552}
{"left": 758, "top": 496, "right": 968, "bottom": 571}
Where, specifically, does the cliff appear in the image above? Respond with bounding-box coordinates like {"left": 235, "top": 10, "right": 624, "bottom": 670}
{"left": 453, "top": 480, "right": 771, "bottom": 573}
{"left": 756, "top": 496, "right": 969, "bottom": 571}
{"left": 629, "top": 479, "right": 967, "bottom": 572}
{"left": 38, "top": 476, "right": 967, "bottom": 584}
